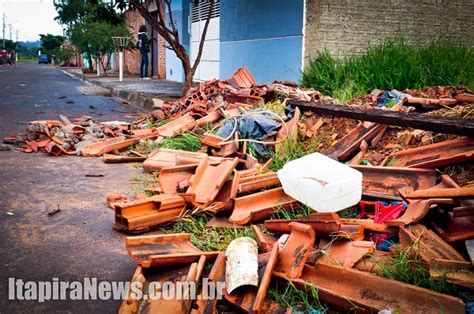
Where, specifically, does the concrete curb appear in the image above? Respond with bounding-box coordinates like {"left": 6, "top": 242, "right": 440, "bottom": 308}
{"left": 63, "top": 69, "right": 157, "bottom": 111}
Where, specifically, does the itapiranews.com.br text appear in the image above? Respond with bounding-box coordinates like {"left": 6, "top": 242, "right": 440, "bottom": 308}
{"left": 8, "top": 278, "right": 225, "bottom": 302}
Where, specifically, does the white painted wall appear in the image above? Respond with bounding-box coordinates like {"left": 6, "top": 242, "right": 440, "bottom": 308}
{"left": 190, "top": 17, "right": 220, "bottom": 81}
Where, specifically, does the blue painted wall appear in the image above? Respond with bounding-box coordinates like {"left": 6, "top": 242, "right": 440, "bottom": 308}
{"left": 219, "top": 0, "right": 304, "bottom": 83}
{"left": 166, "top": 0, "right": 190, "bottom": 82}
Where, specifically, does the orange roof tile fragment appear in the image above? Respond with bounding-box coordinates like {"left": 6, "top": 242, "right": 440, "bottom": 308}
{"left": 229, "top": 187, "right": 298, "bottom": 225}
{"left": 187, "top": 157, "right": 239, "bottom": 203}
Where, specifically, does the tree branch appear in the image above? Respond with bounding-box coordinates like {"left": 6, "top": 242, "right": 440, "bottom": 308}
{"left": 164, "top": 0, "right": 179, "bottom": 39}
{"left": 192, "top": 0, "right": 214, "bottom": 73}
{"left": 130, "top": 0, "right": 174, "bottom": 47}
{"left": 155, "top": 0, "right": 176, "bottom": 39}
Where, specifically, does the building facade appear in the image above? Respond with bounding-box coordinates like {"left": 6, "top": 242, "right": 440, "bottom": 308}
{"left": 123, "top": 0, "right": 473, "bottom": 83}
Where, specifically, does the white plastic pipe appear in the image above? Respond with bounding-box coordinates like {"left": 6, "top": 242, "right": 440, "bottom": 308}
{"left": 119, "top": 51, "right": 123, "bottom": 82}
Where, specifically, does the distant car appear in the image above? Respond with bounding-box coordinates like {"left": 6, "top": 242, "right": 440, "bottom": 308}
{"left": 0, "top": 50, "right": 7, "bottom": 64}
{"left": 38, "top": 54, "right": 49, "bottom": 64}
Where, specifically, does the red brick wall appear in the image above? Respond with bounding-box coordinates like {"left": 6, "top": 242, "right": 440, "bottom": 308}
{"left": 113, "top": 9, "right": 166, "bottom": 78}
{"left": 123, "top": 9, "right": 143, "bottom": 75}
{"left": 158, "top": 34, "right": 166, "bottom": 78}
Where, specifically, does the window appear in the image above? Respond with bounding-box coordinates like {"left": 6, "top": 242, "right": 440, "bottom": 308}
{"left": 191, "top": 0, "right": 220, "bottom": 23}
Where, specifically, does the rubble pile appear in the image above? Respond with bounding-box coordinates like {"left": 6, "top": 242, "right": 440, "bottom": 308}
{"left": 2, "top": 114, "right": 157, "bottom": 156}
{"left": 110, "top": 69, "right": 474, "bottom": 312}
{"left": 3, "top": 67, "right": 474, "bottom": 312}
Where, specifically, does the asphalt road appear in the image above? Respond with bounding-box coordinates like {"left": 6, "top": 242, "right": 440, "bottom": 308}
{"left": 0, "top": 63, "right": 145, "bottom": 313}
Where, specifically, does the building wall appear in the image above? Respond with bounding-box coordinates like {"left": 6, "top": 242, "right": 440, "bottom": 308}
{"left": 120, "top": 9, "right": 166, "bottom": 77}
{"left": 220, "top": 0, "right": 304, "bottom": 83}
{"left": 304, "top": 0, "right": 474, "bottom": 66}
{"left": 123, "top": 9, "right": 144, "bottom": 75}
{"left": 165, "top": 0, "right": 190, "bottom": 82}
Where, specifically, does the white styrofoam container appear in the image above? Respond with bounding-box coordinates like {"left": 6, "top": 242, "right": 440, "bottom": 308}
{"left": 277, "top": 152, "right": 362, "bottom": 213}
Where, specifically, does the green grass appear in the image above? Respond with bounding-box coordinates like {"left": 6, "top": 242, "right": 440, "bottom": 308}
{"left": 302, "top": 40, "right": 474, "bottom": 102}
{"left": 270, "top": 204, "right": 312, "bottom": 220}
{"left": 376, "top": 245, "right": 458, "bottom": 296}
{"left": 137, "top": 133, "right": 204, "bottom": 154}
{"left": 160, "top": 133, "right": 203, "bottom": 152}
{"left": 164, "top": 215, "right": 254, "bottom": 251}
{"left": 155, "top": 119, "right": 170, "bottom": 127}
{"left": 18, "top": 57, "right": 37, "bottom": 62}
{"left": 268, "top": 280, "right": 327, "bottom": 312}
{"left": 270, "top": 137, "right": 310, "bottom": 171}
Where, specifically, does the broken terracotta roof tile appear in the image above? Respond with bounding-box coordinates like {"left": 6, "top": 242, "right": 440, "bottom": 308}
{"left": 385, "top": 174, "right": 460, "bottom": 226}
{"left": 251, "top": 225, "right": 277, "bottom": 253}
{"left": 398, "top": 224, "right": 465, "bottom": 263}
{"left": 143, "top": 148, "right": 208, "bottom": 172}
{"left": 114, "top": 194, "right": 186, "bottom": 232}
{"left": 44, "top": 141, "right": 74, "bottom": 156}
{"left": 195, "top": 110, "right": 222, "bottom": 127}
{"left": 405, "top": 186, "right": 474, "bottom": 199}
{"left": 237, "top": 172, "right": 280, "bottom": 195}
{"left": 326, "top": 122, "right": 385, "bottom": 161}
{"left": 187, "top": 157, "right": 239, "bottom": 204}
{"left": 156, "top": 112, "right": 197, "bottom": 137}
{"left": 210, "top": 175, "right": 240, "bottom": 213}
{"left": 264, "top": 218, "right": 341, "bottom": 236}
{"left": 429, "top": 259, "right": 474, "bottom": 289}
{"left": 223, "top": 248, "right": 281, "bottom": 313}
{"left": 351, "top": 165, "right": 437, "bottom": 201}
{"left": 81, "top": 137, "right": 139, "bottom": 157}
{"left": 431, "top": 212, "right": 474, "bottom": 243}
{"left": 102, "top": 154, "right": 146, "bottom": 163}
{"left": 390, "top": 137, "right": 474, "bottom": 169}
{"left": 131, "top": 128, "right": 159, "bottom": 139}
{"left": 229, "top": 187, "right": 298, "bottom": 225}
{"left": 353, "top": 250, "right": 393, "bottom": 273}
{"left": 274, "top": 263, "right": 465, "bottom": 313}
{"left": 190, "top": 252, "right": 226, "bottom": 314}
{"left": 274, "top": 222, "right": 315, "bottom": 279}
{"left": 319, "top": 240, "right": 374, "bottom": 268}
{"left": 201, "top": 133, "right": 225, "bottom": 148}
{"left": 125, "top": 233, "right": 218, "bottom": 268}
{"left": 158, "top": 164, "right": 198, "bottom": 194}
{"left": 205, "top": 215, "right": 246, "bottom": 229}
{"left": 107, "top": 193, "right": 129, "bottom": 209}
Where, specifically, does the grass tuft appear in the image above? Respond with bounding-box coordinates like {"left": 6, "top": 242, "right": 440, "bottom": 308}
{"left": 270, "top": 205, "right": 312, "bottom": 220}
{"left": 376, "top": 245, "right": 458, "bottom": 295}
{"left": 302, "top": 40, "right": 474, "bottom": 102}
{"left": 159, "top": 133, "right": 203, "bottom": 152}
{"left": 270, "top": 137, "right": 310, "bottom": 171}
{"left": 268, "top": 280, "right": 327, "bottom": 312}
{"left": 164, "top": 215, "right": 254, "bottom": 251}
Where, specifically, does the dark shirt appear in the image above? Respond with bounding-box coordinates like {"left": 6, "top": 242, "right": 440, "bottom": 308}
{"left": 137, "top": 32, "right": 151, "bottom": 53}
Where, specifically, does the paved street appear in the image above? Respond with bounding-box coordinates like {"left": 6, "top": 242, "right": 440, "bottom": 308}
{"left": 0, "top": 63, "right": 144, "bottom": 313}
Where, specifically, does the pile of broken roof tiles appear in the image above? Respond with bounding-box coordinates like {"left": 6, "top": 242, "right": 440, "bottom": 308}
{"left": 4, "top": 67, "right": 474, "bottom": 313}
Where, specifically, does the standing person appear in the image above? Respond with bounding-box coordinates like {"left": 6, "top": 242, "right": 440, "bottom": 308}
{"left": 10, "top": 50, "right": 16, "bottom": 67}
{"left": 6, "top": 51, "right": 11, "bottom": 65}
{"left": 137, "top": 25, "right": 152, "bottom": 80}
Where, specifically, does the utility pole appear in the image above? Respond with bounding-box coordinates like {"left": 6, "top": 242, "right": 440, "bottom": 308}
{"left": 9, "top": 23, "right": 12, "bottom": 41}
{"left": 2, "top": 13, "right": 5, "bottom": 48}
{"left": 16, "top": 30, "right": 18, "bottom": 42}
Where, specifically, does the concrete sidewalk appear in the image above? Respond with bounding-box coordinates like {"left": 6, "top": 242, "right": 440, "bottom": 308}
{"left": 63, "top": 67, "right": 184, "bottom": 110}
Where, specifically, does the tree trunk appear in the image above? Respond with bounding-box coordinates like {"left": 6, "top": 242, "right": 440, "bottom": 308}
{"left": 87, "top": 53, "right": 93, "bottom": 71}
{"left": 183, "top": 67, "right": 194, "bottom": 96}
{"left": 129, "top": 0, "right": 214, "bottom": 96}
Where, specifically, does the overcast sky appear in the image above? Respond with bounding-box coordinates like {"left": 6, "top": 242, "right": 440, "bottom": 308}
{"left": 0, "top": 0, "right": 63, "bottom": 42}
